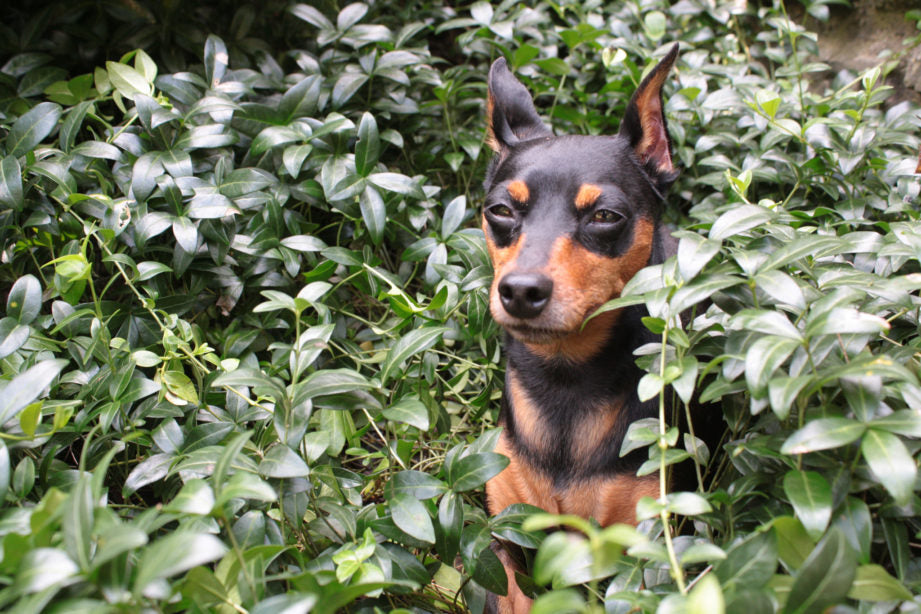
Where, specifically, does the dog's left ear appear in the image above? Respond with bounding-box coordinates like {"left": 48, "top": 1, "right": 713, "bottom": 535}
{"left": 486, "top": 58, "right": 553, "bottom": 154}
{"left": 619, "top": 43, "right": 679, "bottom": 185}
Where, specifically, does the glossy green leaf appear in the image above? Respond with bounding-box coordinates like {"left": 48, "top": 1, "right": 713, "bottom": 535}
{"left": 0, "top": 155, "right": 24, "bottom": 210}
{"left": 783, "top": 528, "right": 856, "bottom": 614}
{"left": 0, "top": 359, "right": 67, "bottom": 424}
{"left": 861, "top": 428, "right": 916, "bottom": 505}
{"left": 783, "top": 470, "right": 832, "bottom": 541}
{"left": 449, "top": 452, "right": 509, "bottom": 492}
{"left": 383, "top": 395, "right": 430, "bottom": 430}
{"left": 380, "top": 326, "right": 447, "bottom": 384}
{"left": 780, "top": 418, "right": 866, "bottom": 454}
{"left": 359, "top": 185, "right": 386, "bottom": 245}
{"left": 258, "top": 445, "right": 310, "bottom": 478}
{"left": 7, "top": 102, "right": 62, "bottom": 157}
{"left": 714, "top": 530, "right": 778, "bottom": 593}
{"left": 355, "top": 112, "right": 380, "bottom": 176}
{"left": 7, "top": 274, "right": 42, "bottom": 324}
{"left": 134, "top": 533, "right": 228, "bottom": 594}
{"left": 391, "top": 492, "right": 435, "bottom": 544}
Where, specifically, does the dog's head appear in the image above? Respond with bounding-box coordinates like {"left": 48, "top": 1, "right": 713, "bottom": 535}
{"left": 482, "top": 45, "right": 679, "bottom": 361}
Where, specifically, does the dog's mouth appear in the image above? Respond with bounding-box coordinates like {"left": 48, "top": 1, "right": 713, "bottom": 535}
{"left": 504, "top": 322, "right": 577, "bottom": 344}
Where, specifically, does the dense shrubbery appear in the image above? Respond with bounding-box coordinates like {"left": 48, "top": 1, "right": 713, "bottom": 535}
{"left": 0, "top": 0, "right": 920, "bottom": 612}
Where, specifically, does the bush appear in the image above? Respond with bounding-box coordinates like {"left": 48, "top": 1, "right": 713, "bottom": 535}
{"left": 0, "top": 0, "right": 919, "bottom": 612}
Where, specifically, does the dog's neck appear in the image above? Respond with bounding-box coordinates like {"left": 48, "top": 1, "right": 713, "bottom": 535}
{"left": 500, "top": 303, "right": 657, "bottom": 486}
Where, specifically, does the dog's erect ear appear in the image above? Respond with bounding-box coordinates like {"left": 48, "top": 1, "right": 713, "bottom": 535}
{"left": 619, "top": 43, "right": 679, "bottom": 182}
{"left": 487, "top": 58, "right": 552, "bottom": 153}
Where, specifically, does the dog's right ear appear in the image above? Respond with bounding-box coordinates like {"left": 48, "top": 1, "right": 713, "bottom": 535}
{"left": 486, "top": 58, "right": 552, "bottom": 154}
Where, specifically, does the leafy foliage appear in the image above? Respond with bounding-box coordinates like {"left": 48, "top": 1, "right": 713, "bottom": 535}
{"left": 0, "top": 0, "right": 919, "bottom": 612}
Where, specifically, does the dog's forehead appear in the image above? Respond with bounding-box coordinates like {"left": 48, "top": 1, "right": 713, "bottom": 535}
{"left": 493, "top": 134, "right": 635, "bottom": 189}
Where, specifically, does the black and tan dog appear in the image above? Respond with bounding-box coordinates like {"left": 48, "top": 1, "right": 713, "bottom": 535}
{"left": 482, "top": 45, "right": 682, "bottom": 613}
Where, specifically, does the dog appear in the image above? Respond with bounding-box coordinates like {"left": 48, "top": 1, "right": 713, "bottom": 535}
{"left": 482, "top": 44, "right": 682, "bottom": 613}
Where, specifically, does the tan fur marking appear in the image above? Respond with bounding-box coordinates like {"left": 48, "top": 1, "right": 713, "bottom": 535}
{"left": 507, "top": 180, "right": 529, "bottom": 203}
{"left": 507, "top": 369, "right": 547, "bottom": 454}
{"left": 487, "top": 432, "right": 557, "bottom": 516}
{"left": 482, "top": 217, "right": 525, "bottom": 276}
{"left": 487, "top": 432, "right": 660, "bottom": 526}
{"left": 522, "top": 218, "right": 655, "bottom": 362}
{"left": 570, "top": 399, "right": 622, "bottom": 470}
{"left": 486, "top": 93, "right": 500, "bottom": 153}
{"left": 574, "top": 183, "right": 602, "bottom": 209}
{"left": 495, "top": 546, "right": 532, "bottom": 614}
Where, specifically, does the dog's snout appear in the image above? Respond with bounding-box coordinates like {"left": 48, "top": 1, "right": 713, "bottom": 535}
{"left": 498, "top": 272, "right": 553, "bottom": 319}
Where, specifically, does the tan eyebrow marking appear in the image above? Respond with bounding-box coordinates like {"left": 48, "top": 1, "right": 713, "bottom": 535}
{"left": 507, "top": 180, "right": 529, "bottom": 203}
{"left": 574, "top": 183, "right": 602, "bottom": 209}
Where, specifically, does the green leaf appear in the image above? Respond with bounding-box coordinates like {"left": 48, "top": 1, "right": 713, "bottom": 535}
{"left": 215, "top": 471, "right": 277, "bottom": 506}
{"left": 0, "top": 155, "right": 24, "bottom": 210}
{"left": 780, "top": 418, "right": 866, "bottom": 454}
{"left": 92, "top": 524, "right": 148, "bottom": 570}
{"left": 768, "top": 375, "right": 812, "bottom": 420}
{"left": 258, "top": 445, "right": 310, "bottom": 478}
{"left": 846, "top": 564, "right": 912, "bottom": 602}
{"left": 17, "top": 548, "right": 79, "bottom": 593}
{"left": 643, "top": 11, "right": 667, "bottom": 41}
{"left": 870, "top": 410, "right": 921, "bottom": 437}
{"left": 163, "top": 479, "right": 214, "bottom": 515}
{"left": 833, "top": 497, "right": 871, "bottom": 563}
{"left": 687, "top": 573, "right": 724, "bottom": 614}
{"left": 220, "top": 168, "right": 275, "bottom": 198}
{"left": 744, "top": 335, "right": 799, "bottom": 396}
{"left": 392, "top": 470, "right": 446, "bottom": 499}
{"left": 369, "top": 172, "right": 424, "bottom": 198}
{"left": 531, "top": 589, "right": 584, "bottom": 614}
{"left": 441, "top": 195, "right": 466, "bottom": 239}
{"left": 106, "top": 61, "right": 152, "bottom": 98}
{"left": 161, "top": 369, "right": 199, "bottom": 405}
{"left": 383, "top": 396, "right": 430, "bottom": 430}
{"left": 391, "top": 492, "right": 435, "bottom": 543}
{"left": 0, "top": 439, "right": 9, "bottom": 505}
{"left": 754, "top": 269, "right": 805, "bottom": 310}
{"left": 0, "top": 359, "right": 67, "bottom": 424}
{"left": 203, "top": 34, "right": 228, "bottom": 87}
{"left": 714, "top": 530, "right": 778, "bottom": 593}
{"left": 772, "top": 516, "right": 814, "bottom": 571}
{"left": 449, "top": 452, "right": 509, "bottom": 492}
{"left": 709, "top": 204, "right": 773, "bottom": 241}
{"left": 187, "top": 192, "right": 238, "bottom": 219}
{"left": 7, "top": 102, "right": 62, "bottom": 157}
{"left": 7, "top": 274, "right": 42, "bottom": 324}
{"left": 380, "top": 326, "right": 447, "bottom": 384}
{"left": 861, "top": 429, "right": 916, "bottom": 505}
{"left": 0, "top": 318, "right": 30, "bottom": 360}
{"left": 677, "top": 233, "right": 720, "bottom": 280}
{"left": 124, "top": 453, "right": 172, "bottom": 494}
{"left": 134, "top": 533, "right": 228, "bottom": 595}
{"left": 783, "top": 470, "right": 832, "bottom": 541}
{"left": 805, "top": 307, "right": 889, "bottom": 337}
{"left": 730, "top": 309, "right": 801, "bottom": 340}
{"left": 666, "top": 491, "right": 712, "bottom": 516}
{"left": 359, "top": 185, "right": 386, "bottom": 245}
{"left": 783, "top": 528, "right": 856, "bottom": 614}
{"left": 355, "top": 112, "right": 380, "bottom": 176}
{"left": 472, "top": 547, "right": 508, "bottom": 597}
{"left": 62, "top": 476, "right": 93, "bottom": 571}
{"left": 298, "top": 368, "right": 372, "bottom": 402}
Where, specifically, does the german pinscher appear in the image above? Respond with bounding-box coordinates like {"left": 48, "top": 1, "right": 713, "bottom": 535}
{"left": 482, "top": 44, "right": 682, "bottom": 613}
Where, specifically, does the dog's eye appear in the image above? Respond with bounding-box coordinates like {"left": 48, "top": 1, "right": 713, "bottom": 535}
{"left": 591, "top": 209, "right": 624, "bottom": 224}
{"left": 488, "top": 204, "right": 514, "bottom": 219}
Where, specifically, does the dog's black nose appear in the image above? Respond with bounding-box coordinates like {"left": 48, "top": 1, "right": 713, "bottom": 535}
{"left": 498, "top": 272, "right": 553, "bottom": 319}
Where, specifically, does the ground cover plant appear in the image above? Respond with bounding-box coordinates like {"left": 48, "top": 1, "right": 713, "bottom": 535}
{"left": 0, "top": 0, "right": 920, "bottom": 612}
